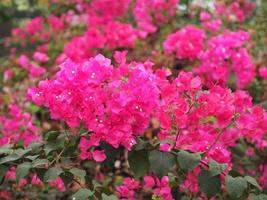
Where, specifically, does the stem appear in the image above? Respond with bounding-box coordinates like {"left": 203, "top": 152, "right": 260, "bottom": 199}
{"left": 172, "top": 99, "right": 194, "bottom": 149}
{"left": 172, "top": 129, "right": 181, "bottom": 149}
{"left": 204, "top": 120, "right": 235, "bottom": 158}
{"left": 49, "top": 147, "right": 65, "bottom": 166}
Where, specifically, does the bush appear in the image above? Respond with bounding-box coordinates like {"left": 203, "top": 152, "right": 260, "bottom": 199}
{"left": 0, "top": 0, "right": 266, "bottom": 199}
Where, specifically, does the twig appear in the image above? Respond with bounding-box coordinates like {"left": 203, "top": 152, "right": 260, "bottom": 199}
{"left": 203, "top": 120, "right": 235, "bottom": 158}
{"left": 172, "top": 98, "right": 194, "bottom": 149}
{"left": 49, "top": 147, "right": 65, "bottom": 166}
{"left": 172, "top": 129, "right": 181, "bottom": 149}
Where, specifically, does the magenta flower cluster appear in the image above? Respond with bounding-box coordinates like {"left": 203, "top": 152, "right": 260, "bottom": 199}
{"left": 28, "top": 53, "right": 159, "bottom": 159}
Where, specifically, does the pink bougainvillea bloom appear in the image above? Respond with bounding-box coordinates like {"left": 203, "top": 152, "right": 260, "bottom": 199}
{"left": 31, "top": 174, "right": 43, "bottom": 186}
{"left": 133, "top": 0, "right": 178, "bottom": 36}
{"left": 159, "top": 143, "right": 171, "bottom": 152}
{"left": 92, "top": 150, "right": 107, "bottom": 162}
{"left": 164, "top": 25, "right": 205, "bottom": 60}
{"left": 33, "top": 52, "right": 49, "bottom": 63}
{"left": 194, "top": 30, "right": 255, "bottom": 88}
{"left": 48, "top": 15, "right": 65, "bottom": 31}
{"left": 202, "top": 19, "right": 222, "bottom": 32}
{"left": 143, "top": 176, "right": 155, "bottom": 189}
{"left": 28, "top": 64, "right": 46, "bottom": 77}
{"left": 49, "top": 177, "right": 65, "bottom": 192}
{"left": 200, "top": 11, "right": 211, "bottom": 21}
{"left": 117, "top": 177, "right": 140, "bottom": 200}
{"left": 18, "top": 54, "right": 30, "bottom": 69}
{"left": 28, "top": 54, "right": 159, "bottom": 161}
{"left": 4, "top": 69, "right": 13, "bottom": 81}
{"left": 259, "top": 67, "right": 267, "bottom": 79}
{"left": 215, "top": 0, "right": 256, "bottom": 22}
{"left": 25, "top": 17, "right": 44, "bottom": 35}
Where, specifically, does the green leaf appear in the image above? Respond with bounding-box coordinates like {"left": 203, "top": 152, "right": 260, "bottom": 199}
{"left": 228, "top": 170, "right": 242, "bottom": 177}
{"left": 101, "top": 193, "right": 118, "bottom": 200}
{"left": 225, "top": 175, "right": 247, "bottom": 199}
{"left": 0, "top": 148, "right": 31, "bottom": 164}
{"left": 249, "top": 194, "right": 267, "bottom": 200}
{"left": 198, "top": 170, "right": 221, "bottom": 198}
{"left": 14, "top": 148, "right": 32, "bottom": 157}
{"left": 26, "top": 155, "right": 39, "bottom": 160}
{"left": 208, "top": 159, "right": 227, "bottom": 177}
{"left": 72, "top": 188, "right": 94, "bottom": 200}
{"left": 44, "top": 131, "right": 61, "bottom": 142}
{"left": 133, "top": 138, "right": 149, "bottom": 150}
{"left": 177, "top": 150, "right": 201, "bottom": 171}
{"left": 149, "top": 150, "right": 175, "bottom": 177}
{"left": 44, "top": 143, "right": 57, "bottom": 156}
{"left": 16, "top": 162, "right": 31, "bottom": 182}
{"left": 0, "top": 144, "right": 13, "bottom": 155}
{"left": 0, "top": 154, "right": 21, "bottom": 164}
{"left": 0, "top": 165, "right": 9, "bottom": 183}
{"left": 35, "top": 168, "right": 46, "bottom": 181}
{"left": 27, "top": 142, "right": 43, "bottom": 151}
{"left": 244, "top": 176, "right": 262, "bottom": 190}
{"left": 60, "top": 171, "right": 74, "bottom": 186}
{"left": 128, "top": 150, "right": 149, "bottom": 178}
{"left": 69, "top": 168, "right": 86, "bottom": 178}
{"left": 43, "top": 167, "right": 63, "bottom": 182}
{"left": 32, "top": 159, "right": 49, "bottom": 168}
{"left": 92, "top": 180, "right": 101, "bottom": 189}
{"left": 55, "top": 134, "right": 66, "bottom": 149}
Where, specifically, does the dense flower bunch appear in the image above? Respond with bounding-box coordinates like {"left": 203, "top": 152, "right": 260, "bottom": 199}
{"left": 194, "top": 30, "right": 255, "bottom": 88}
{"left": 157, "top": 70, "right": 266, "bottom": 156}
{"left": 1, "top": 0, "right": 266, "bottom": 199}
{"left": 27, "top": 53, "right": 159, "bottom": 161}
{"left": 133, "top": 0, "right": 179, "bottom": 36}
{"left": 11, "top": 11, "right": 68, "bottom": 42}
{"left": 199, "top": 11, "right": 222, "bottom": 33}
{"left": 0, "top": 104, "right": 41, "bottom": 146}
{"left": 154, "top": 70, "right": 266, "bottom": 193}
{"left": 26, "top": 52, "right": 267, "bottom": 197}
{"left": 215, "top": 0, "right": 256, "bottom": 22}
{"left": 64, "top": 0, "right": 180, "bottom": 61}
{"left": 163, "top": 25, "right": 205, "bottom": 60}
{"left": 63, "top": 0, "right": 141, "bottom": 62}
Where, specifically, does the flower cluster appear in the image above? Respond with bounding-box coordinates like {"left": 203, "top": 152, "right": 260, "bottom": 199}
{"left": 133, "top": 0, "right": 179, "bottom": 36}
{"left": 0, "top": 104, "right": 41, "bottom": 147}
{"left": 194, "top": 30, "right": 255, "bottom": 88}
{"left": 154, "top": 71, "right": 266, "bottom": 193}
{"left": 199, "top": 11, "right": 222, "bottom": 33}
{"left": 1, "top": 0, "right": 266, "bottom": 199}
{"left": 18, "top": 54, "right": 46, "bottom": 78}
{"left": 163, "top": 25, "right": 205, "bottom": 60}
{"left": 64, "top": 22, "right": 139, "bottom": 62}
{"left": 27, "top": 53, "right": 159, "bottom": 161}
{"left": 157, "top": 70, "right": 266, "bottom": 159}
{"left": 4, "top": 167, "right": 65, "bottom": 194}
{"left": 117, "top": 176, "right": 173, "bottom": 200}
{"left": 25, "top": 17, "right": 44, "bottom": 35}
{"left": 215, "top": 0, "right": 256, "bottom": 22}
{"left": 259, "top": 67, "right": 267, "bottom": 79}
